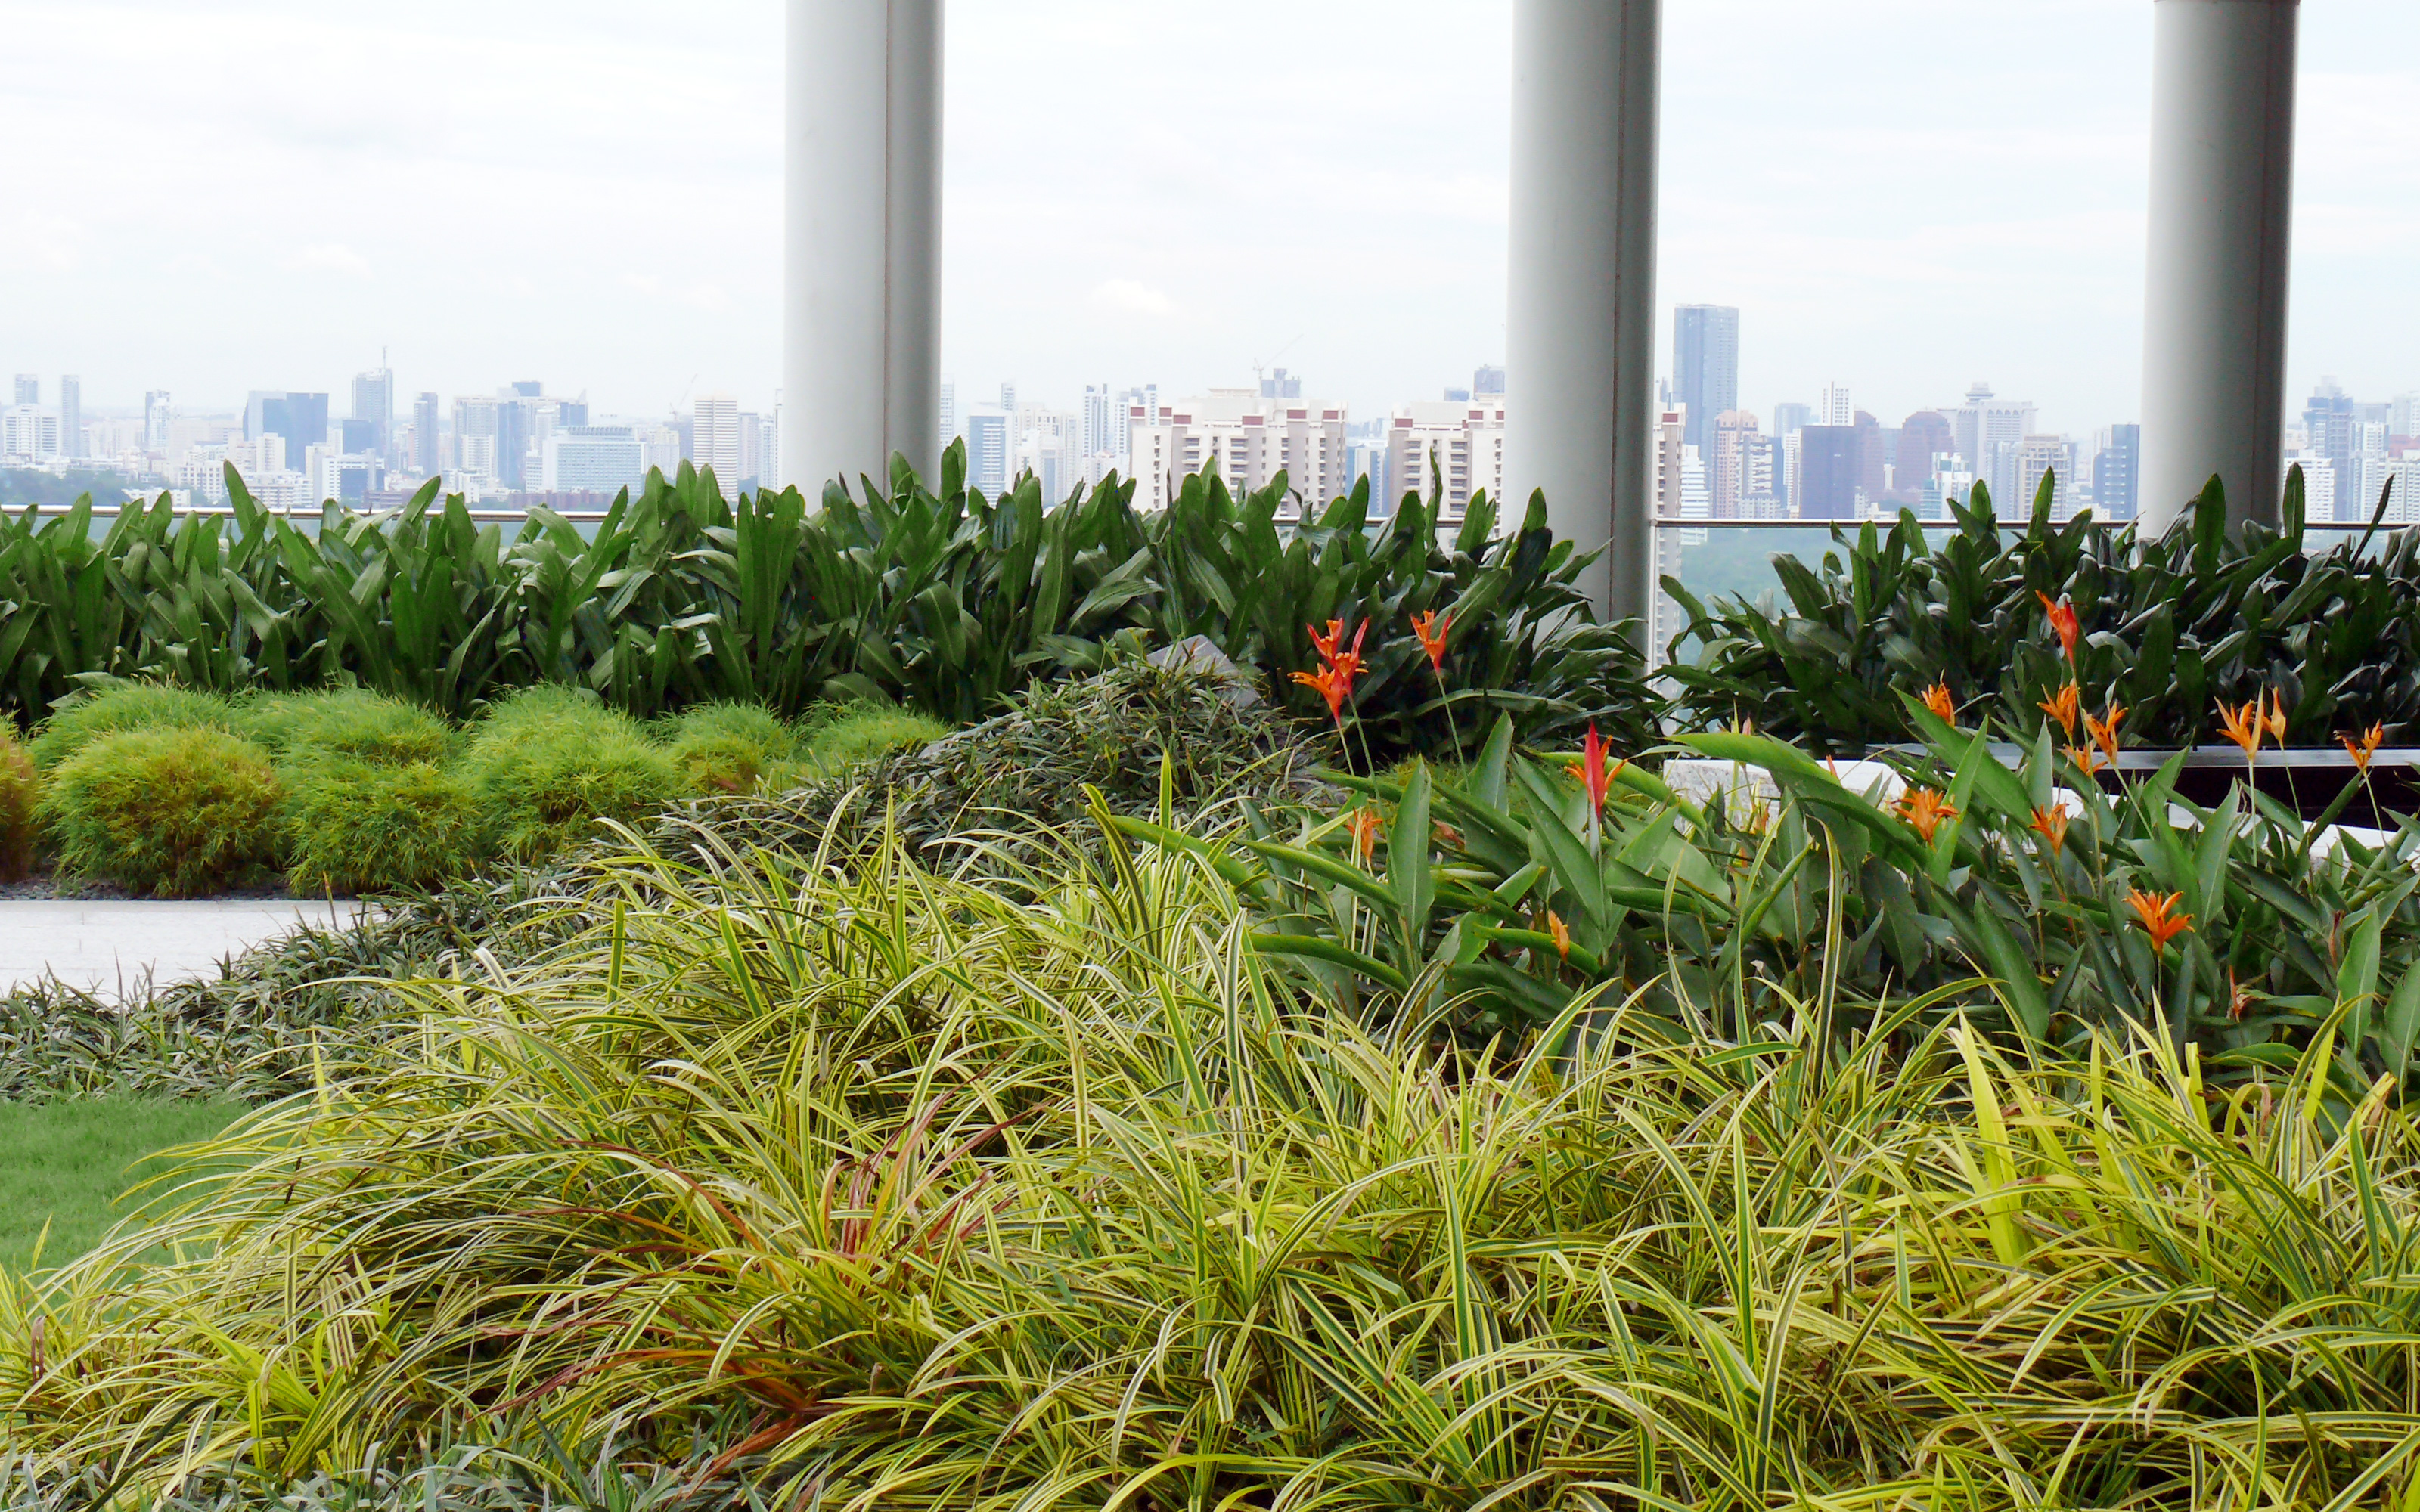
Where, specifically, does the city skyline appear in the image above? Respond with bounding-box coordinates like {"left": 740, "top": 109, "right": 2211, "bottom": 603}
{"left": 3, "top": 2, "right": 2416, "bottom": 438}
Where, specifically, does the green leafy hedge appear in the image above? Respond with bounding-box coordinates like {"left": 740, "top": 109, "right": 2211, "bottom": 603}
{"left": 0, "top": 448, "right": 1656, "bottom": 763}
{"left": 1662, "top": 468, "right": 2420, "bottom": 754}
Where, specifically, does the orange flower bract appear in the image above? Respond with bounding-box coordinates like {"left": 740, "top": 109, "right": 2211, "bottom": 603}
{"left": 2086, "top": 702, "right": 2127, "bottom": 768}
{"left": 1894, "top": 786, "right": 1959, "bottom": 844}
{"left": 2216, "top": 698, "right": 2265, "bottom": 761}
{"left": 1922, "top": 681, "right": 1956, "bottom": 723}
{"left": 1546, "top": 909, "right": 1571, "bottom": 962}
{"left": 2038, "top": 683, "right": 2081, "bottom": 739}
{"left": 2029, "top": 804, "right": 2070, "bottom": 856}
{"left": 2342, "top": 723, "right": 2387, "bottom": 773}
{"left": 1342, "top": 807, "right": 1383, "bottom": 864}
{"left": 2037, "top": 590, "right": 2080, "bottom": 662}
{"left": 2127, "top": 888, "right": 2193, "bottom": 950}
{"left": 1410, "top": 609, "right": 1453, "bottom": 675}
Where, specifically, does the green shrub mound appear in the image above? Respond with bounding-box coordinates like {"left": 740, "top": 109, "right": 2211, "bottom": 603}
{"left": 465, "top": 688, "right": 681, "bottom": 861}
{"left": 237, "top": 687, "right": 456, "bottom": 767}
{"left": 26, "top": 683, "right": 234, "bottom": 771}
{"left": 675, "top": 658, "right": 1317, "bottom": 873}
{"left": 657, "top": 701, "right": 799, "bottom": 795}
{"left": 282, "top": 760, "right": 493, "bottom": 897}
{"left": 791, "top": 701, "right": 950, "bottom": 778}
{"left": 0, "top": 725, "right": 36, "bottom": 881}
{"left": 37, "top": 727, "right": 281, "bottom": 896}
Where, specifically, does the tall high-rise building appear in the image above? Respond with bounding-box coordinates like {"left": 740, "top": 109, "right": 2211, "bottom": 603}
{"left": 453, "top": 396, "right": 501, "bottom": 480}
{"left": 1473, "top": 364, "right": 1507, "bottom": 398}
{"left": 11, "top": 376, "right": 36, "bottom": 406}
{"left": 2303, "top": 378, "right": 2360, "bottom": 495}
{"left": 2015, "top": 435, "right": 2074, "bottom": 517}
{"left": 411, "top": 393, "right": 441, "bottom": 476}
{"left": 245, "top": 392, "right": 330, "bottom": 474}
{"left": 2094, "top": 423, "right": 2141, "bottom": 519}
{"left": 1672, "top": 306, "right": 1739, "bottom": 454}
{"left": 144, "top": 391, "right": 173, "bottom": 452}
{"left": 1895, "top": 411, "right": 1956, "bottom": 500}
{"left": 693, "top": 394, "right": 741, "bottom": 482}
{"left": 965, "top": 407, "right": 1010, "bottom": 495}
{"left": 1950, "top": 383, "right": 2036, "bottom": 507}
{"left": 1259, "top": 367, "right": 1303, "bottom": 400}
{"left": 1816, "top": 383, "right": 1853, "bottom": 428}
{"left": 939, "top": 380, "right": 957, "bottom": 442}
{"left": 1653, "top": 406, "right": 1686, "bottom": 516}
{"left": 58, "top": 375, "right": 80, "bottom": 459}
{"left": 1797, "top": 426, "right": 1863, "bottom": 519}
{"left": 998, "top": 380, "right": 1017, "bottom": 413}
{"left": 1081, "top": 384, "right": 1120, "bottom": 466}
{"left": 352, "top": 364, "right": 396, "bottom": 457}
{"left": 1709, "top": 410, "right": 1770, "bottom": 518}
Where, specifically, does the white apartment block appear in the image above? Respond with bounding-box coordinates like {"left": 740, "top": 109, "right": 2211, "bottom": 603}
{"left": 2, "top": 405, "right": 61, "bottom": 461}
{"left": 1653, "top": 406, "right": 1686, "bottom": 516}
{"left": 544, "top": 427, "right": 649, "bottom": 494}
{"left": 693, "top": 395, "right": 742, "bottom": 483}
{"left": 2015, "top": 435, "right": 2076, "bottom": 518}
{"left": 1128, "top": 389, "right": 1350, "bottom": 513}
{"left": 1383, "top": 398, "right": 1505, "bottom": 520}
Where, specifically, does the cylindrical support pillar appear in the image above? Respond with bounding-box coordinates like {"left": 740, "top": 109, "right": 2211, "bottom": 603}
{"left": 783, "top": 0, "right": 942, "bottom": 497}
{"left": 2138, "top": 0, "right": 2297, "bottom": 534}
{"left": 1503, "top": 0, "right": 1661, "bottom": 632}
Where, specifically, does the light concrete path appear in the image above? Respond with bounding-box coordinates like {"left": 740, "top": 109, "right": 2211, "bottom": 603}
{"left": 0, "top": 899, "right": 369, "bottom": 999}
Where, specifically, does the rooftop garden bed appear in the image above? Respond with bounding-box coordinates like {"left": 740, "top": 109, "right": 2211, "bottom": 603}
{"left": 6, "top": 463, "right": 2420, "bottom": 1507}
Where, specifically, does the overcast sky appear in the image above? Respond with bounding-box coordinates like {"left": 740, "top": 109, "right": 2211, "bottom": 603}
{"left": 4, "top": 2, "right": 2415, "bottom": 436}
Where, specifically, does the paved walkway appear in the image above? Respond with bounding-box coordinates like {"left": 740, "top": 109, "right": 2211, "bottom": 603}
{"left": 0, "top": 899, "right": 368, "bottom": 999}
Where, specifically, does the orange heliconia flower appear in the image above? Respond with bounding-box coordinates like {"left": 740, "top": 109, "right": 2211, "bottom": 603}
{"left": 1563, "top": 723, "right": 1620, "bottom": 815}
{"left": 1546, "top": 909, "right": 1572, "bottom": 962}
{"left": 1894, "top": 786, "right": 1960, "bottom": 844}
{"left": 2086, "top": 702, "right": 2127, "bottom": 769}
{"left": 1922, "top": 681, "right": 1957, "bottom": 723}
{"left": 2216, "top": 698, "right": 2266, "bottom": 761}
{"left": 2342, "top": 723, "right": 2387, "bottom": 773}
{"left": 1343, "top": 806, "right": 1383, "bottom": 864}
{"left": 2037, "top": 590, "right": 2081, "bottom": 662}
{"left": 1410, "top": 609, "right": 1454, "bottom": 675}
{"left": 2038, "top": 683, "right": 2082, "bottom": 739}
{"left": 2029, "top": 804, "right": 2070, "bottom": 856}
{"left": 2127, "top": 888, "right": 2193, "bottom": 950}
{"left": 1308, "top": 619, "right": 1368, "bottom": 683}
{"left": 2066, "top": 742, "right": 2107, "bottom": 778}
{"left": 1291, "top": 662, "right": 1356, "bottom": 723}
{"left": 2263, "top": 689, "right": 2289, "bottom": 745}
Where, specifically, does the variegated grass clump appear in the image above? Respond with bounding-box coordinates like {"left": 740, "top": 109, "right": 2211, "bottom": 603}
{"left": 8, "top": 817, "right": 2420, "bottom": 1509}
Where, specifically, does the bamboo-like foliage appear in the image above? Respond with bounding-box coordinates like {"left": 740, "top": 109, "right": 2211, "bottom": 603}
{"left": 0, "top": 452, "right": 1655, "bottom": 758}
{"left": 9, "top": 820, "right": 2420, "bottom": 1508}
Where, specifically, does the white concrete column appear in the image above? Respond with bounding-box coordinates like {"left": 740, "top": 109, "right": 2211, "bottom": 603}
{"left": 784, "top": 0, "right": 943, "bottom": 497}
{"left": 2138, "top": 0, "right": 2297, "bottom": 534}
{"left": 1503, "top": 0, "right": 1661, "bottom": 631}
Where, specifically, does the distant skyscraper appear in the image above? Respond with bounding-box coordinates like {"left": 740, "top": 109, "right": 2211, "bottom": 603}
{"left": 1951, "top": 383, "right": 2035, "bottom": 508}
{"left": 411, "top": 392, "right": 441, "bottom": 476}
{"left": 352, "top": 365, "right": 396, "bottom": 456}
{"left": 965, "top": 407, "right": 1010, "bottom": 494}
{"left": 58, "top": 375, "right": 80, "bottom": 459}
{"left": 1652, "top": 407, "right": 1686, "bottom": 517}
{"left": 1671, "top": 306, "right": 1739, "bottom": 454}
{"left": 1817, "top": 382, "right": 1853, "bottom": 427}
{"left": 11, "top": 376, "right": 35, "bottom": 406}
{"left": 999, "top": 380, "right": 1017, "bottom": 413}
{"left": 1797, "top": 426, "right": 1862, "bottom": 519}
{"left": 1081, "top": 384, "right": 1119, "bottom": 463}
{"left": 1710, "top": 410, "right": 1768, "bottom": 519}
{"left": 1259, "top": 367, "right": 1303, "bottom": 400}
{"left": 2094, "top": 424, "right": 2140, "bottom": 519}
{"left": 246, "top": 392, "right": 330, "bottom": 476}
{"left": 2015, "top": 435, "right": 2073, "bottom": 516}
{"left": 1896, "top": 411, "right": 1956, "bottom": 500}
{"left": 693, "top": 394, "right": 741, "bottom": 482}
{"left": 543, "top": 427, "right": 648, "bottom": 494}
{"left": 143, "top": 391, "right": 173, "bottom": 452}
{"left": 1771, "top": 402, "right": 1813, "bottom": 438}
{"left": 1473, "top": 364, "right": 1506, "bottom": 398}
{"left": 939, "top": 379, "right": 957, "bottom": 441}
{"left": 2303, "top": 378, "right": 2359, "bottom": 497}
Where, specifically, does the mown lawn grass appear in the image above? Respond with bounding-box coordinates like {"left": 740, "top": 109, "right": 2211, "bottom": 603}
{"left": 0, "top": 1098, "right": 241, "bottom": 1273}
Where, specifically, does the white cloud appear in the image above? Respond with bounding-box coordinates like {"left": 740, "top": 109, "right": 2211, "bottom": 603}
{"left": 1089, "top": 280, "right": 1179, "bottom": 318}
{"left": 281, "top": 243, "right": 372, "bottom": 277}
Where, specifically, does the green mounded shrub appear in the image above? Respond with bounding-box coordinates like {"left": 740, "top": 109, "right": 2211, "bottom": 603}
{"left": 794, "top": 702, "right": 950, "bottom": 778}
{"left": 39, "top": 727, "right": 281, "bottom": 897}
{"left": 282, "top": 761, "right": 493, "bottom": 897}
{"left": 658, "top": 702, "right": 799, "bottom": 795}
{"left": 236, "top": 688, "right": 456, "bottom": 767}
{"left": 464, "top": 687, "right": 681, "bottom": 861}
{"left": 0, "top": 725, "right": 36, "bottom": 881}
{"left": 28, "top": 683, "right": 235, "bottom": 772}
